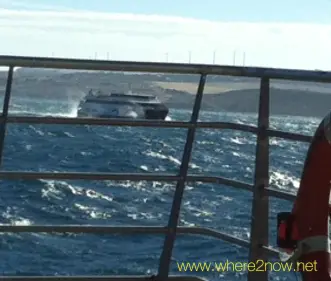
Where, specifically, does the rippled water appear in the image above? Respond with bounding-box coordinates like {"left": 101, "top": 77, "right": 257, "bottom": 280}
{"left": 0, "top": 97, "right": 321, "bottom": 281}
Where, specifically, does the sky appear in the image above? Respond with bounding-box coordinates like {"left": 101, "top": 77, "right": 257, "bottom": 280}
{"left": 1, "top": 0, "right": 331, "bottom": 69}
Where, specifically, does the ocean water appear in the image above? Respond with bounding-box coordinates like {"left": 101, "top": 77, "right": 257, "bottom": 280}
{"left": 0, "top": 96, "right": 320, "bottom": 281}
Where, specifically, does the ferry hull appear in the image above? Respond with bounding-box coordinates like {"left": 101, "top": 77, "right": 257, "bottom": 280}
{"left": 144, "top": 105, "right": 169, "bottom": 120}
{"left": 77, "top": 104, "right": 169, "bottom": 120}
{"left": 77, "top": 91, "right": 169, "bottom": 120}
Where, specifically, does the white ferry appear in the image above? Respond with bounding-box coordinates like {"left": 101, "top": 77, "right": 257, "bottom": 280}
{"left": 77, "top": 89, "right": 169, "bottom": 119}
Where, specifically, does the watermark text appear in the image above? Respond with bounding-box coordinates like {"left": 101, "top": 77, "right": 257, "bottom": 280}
{"left": 177, "top": 260, "right": 317, "bottom": 272}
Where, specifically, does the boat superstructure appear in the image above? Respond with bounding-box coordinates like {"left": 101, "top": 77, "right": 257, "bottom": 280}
{"left": 77, "top": 89, "right": 169, "bottom": 119}
{"left": 0, "top": 55, "right": 330, "bottom": 281}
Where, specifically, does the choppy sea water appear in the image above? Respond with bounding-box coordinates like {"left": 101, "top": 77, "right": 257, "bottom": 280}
{"left": 0, "top": 97, "right": 320, "bottom": 281}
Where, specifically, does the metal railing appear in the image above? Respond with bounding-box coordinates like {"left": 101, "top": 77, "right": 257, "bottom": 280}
{"left": 0, "top": 55, "right": 324, "bottom": 281}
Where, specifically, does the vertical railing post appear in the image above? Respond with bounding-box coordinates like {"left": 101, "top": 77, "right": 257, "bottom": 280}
{"left": 0, "top": 66, "right": 14, "bottom": 165}
{"left": 248, "top": 77, "right": 270, "bottom": 281}
{"left": 157, "top": 74, "right": 207, "bottom": 280}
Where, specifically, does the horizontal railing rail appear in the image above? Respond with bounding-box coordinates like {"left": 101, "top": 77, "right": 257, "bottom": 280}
{"left": 4, "top": 116, "right": 313, "bottom": 142}
{"left": 1, "top": 55, "right": 331, "bottom": 82}
{"left": 0, "top": 225, "right": 279, "bottom": 257}
{"left": 0, "top": 55, "right": 323, "bottom": 281}
{"left": 0, "top": 171, "right": 296, "bottom": 200}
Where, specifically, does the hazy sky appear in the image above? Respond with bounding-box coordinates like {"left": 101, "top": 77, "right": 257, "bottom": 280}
{"left": 1, "top": 0, "right": 331, "bottom": 69}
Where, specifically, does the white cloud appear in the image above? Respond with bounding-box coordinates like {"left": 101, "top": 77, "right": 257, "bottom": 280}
{"left": 0, "top": 0, "right": 73, "bottom": 11}
{"left": 0, "top": 5, "right": 331, "bottom": 70}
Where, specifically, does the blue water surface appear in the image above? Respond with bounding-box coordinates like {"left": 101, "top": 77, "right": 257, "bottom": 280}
{"left": 0, "top": 96, "right": 321, "bottom": 281}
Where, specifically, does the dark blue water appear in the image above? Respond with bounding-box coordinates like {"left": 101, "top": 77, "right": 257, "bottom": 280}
{"left": 0, "top": 97, "right": 320, "bottom": 280}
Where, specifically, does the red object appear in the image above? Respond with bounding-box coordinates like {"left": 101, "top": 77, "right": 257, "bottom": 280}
{"left": 277, "top": 214, "right": 299, "bottom": 251}
{"left": 290, "top": 114, "right": 331, "bottom": 280}
{"left": 278, "top": 222, "right": 287, "bottom": 239}
{"left": 278, "top": 222, "right": 298, "bottom": 241}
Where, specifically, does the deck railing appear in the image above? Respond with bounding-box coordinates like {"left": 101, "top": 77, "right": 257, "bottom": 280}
{"left": 0, "top": 55, "right": 325, "bottom": 281}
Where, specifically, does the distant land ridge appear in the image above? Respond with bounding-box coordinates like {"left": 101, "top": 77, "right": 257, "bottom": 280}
{"left": 0, "top": 68, "right": 330, "bottom": 118}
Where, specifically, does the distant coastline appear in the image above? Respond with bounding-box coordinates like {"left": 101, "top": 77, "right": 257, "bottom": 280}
{"left": 0, "top": 68, "right": 330, "bottom": 118}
